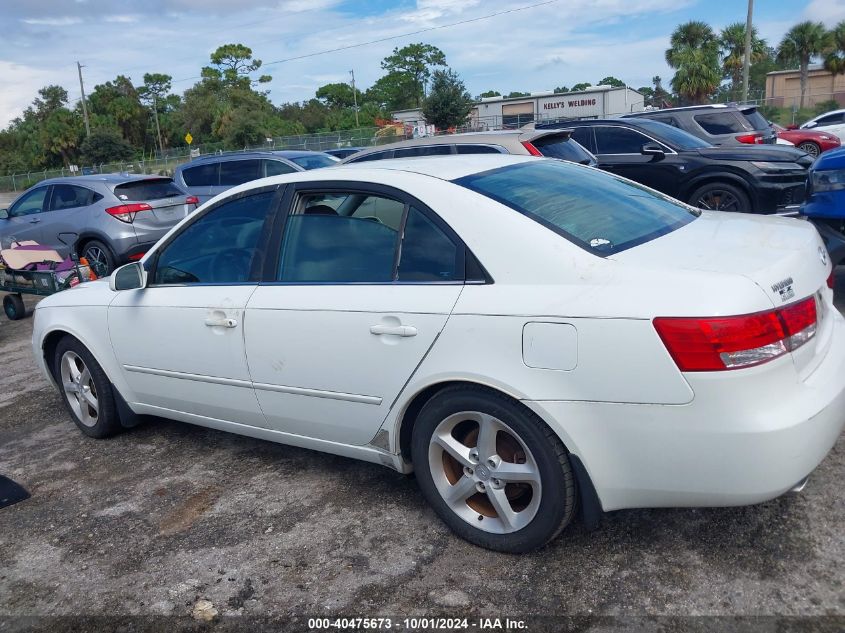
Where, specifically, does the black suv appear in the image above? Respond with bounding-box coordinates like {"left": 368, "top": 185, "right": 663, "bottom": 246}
{"left": 538, "top": 118, "right": 812, "bottom": 213}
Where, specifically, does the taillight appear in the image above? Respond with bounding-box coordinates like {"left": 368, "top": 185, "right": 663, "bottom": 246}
{"left": 828, "top": 271, "right": 835, "bottom": 289}
{"left": 185, "top": 196, "right": 199, "bottom": 205}
{"left": 521, "top": 141, "right": 542, "bottom": 156}
{"left": 736, "top": 133, "right": 763, "bottom": 144}
{"left": 105, "top": 203, "right": 152, "bottom": 223}
{"left": 128, "top": 253, "right": 145, "bottom": 261}
{"left": 653, "top": 296, "right": 817, "bottom": 371}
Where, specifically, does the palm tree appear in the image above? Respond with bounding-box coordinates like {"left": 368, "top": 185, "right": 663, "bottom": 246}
{"left": 777, "top": 21, "right": 831, "bottom": 109}
{"left": 666, "top": 21, "right": 720, "bottom": 104}
{"left": 720, "top": 22, "right": 768, "bottom": 100}
{"left": 823, "top": 20, "right": 845, "bottom": 76}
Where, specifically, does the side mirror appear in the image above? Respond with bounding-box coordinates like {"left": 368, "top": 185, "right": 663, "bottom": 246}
{"left": 109, "top": 262, "right": 147, "bottom": 291}
{"left": 641, "top": 142, "right": 665, "bottom": 158}
{"left": 0, "top": 209, "right": 8, "bottom": 219}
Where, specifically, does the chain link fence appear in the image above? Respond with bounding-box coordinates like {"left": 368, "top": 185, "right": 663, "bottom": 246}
{"left": 0, "top": 126, "right": 408, "bottom": 193}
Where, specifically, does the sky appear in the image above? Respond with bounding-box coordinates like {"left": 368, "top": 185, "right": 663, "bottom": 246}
{"left": 2, "top": 0, "right": 845, "bottom": 128}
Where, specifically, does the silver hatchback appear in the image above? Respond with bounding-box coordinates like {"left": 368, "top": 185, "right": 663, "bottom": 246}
{"left": 0, "top": 175, "right": 198, "bottom": 276}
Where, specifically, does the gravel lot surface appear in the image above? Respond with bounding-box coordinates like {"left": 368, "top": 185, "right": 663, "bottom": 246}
{"left": 0, "top": 270, "right": 843, "bottom": 632}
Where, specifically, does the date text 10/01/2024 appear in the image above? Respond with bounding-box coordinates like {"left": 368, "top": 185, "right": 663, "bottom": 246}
{"left": 307, "top": 617, "right": 528, "bottom": 630}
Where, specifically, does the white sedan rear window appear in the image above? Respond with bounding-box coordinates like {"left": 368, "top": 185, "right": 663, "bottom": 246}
{"left": 455, "top": 160, "right": 698, "bottom": 255}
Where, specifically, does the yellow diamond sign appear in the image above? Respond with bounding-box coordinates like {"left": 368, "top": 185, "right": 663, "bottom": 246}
{"left": 185, "top": 133, "right": 193, "bottom": 145}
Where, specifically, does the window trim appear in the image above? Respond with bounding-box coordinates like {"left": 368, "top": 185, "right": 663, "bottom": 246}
{"left": 145, "top": 184, "right": 286, "bottom": 288}
{"left": 262, "top": 180, "right": 492, "bottom": 286}
{"left": 48, "top": 184, "right": 99, "bottom": 212}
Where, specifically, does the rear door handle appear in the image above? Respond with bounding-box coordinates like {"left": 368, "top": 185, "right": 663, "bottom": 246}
{"left": 29, "top": 218, "right": 40, "bottom": 224}
{"left": 370, "top": 324, "right": 417, "bottom": 337}
{"left": 205, "top": 317, "right": 238, "bottom": 328}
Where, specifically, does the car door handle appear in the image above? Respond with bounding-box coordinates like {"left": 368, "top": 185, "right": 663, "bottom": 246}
{"left": 205, "top": 317, "right": 238, "bottom": 328}
{"left": 29, "top": 218, "right": 40, "bottom": 224}
{"left": 369, "top": 324, "right": 417, "bottom": 337}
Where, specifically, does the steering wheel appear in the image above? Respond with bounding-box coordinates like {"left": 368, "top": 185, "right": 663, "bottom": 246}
{"left": 211, "top": 248, "right": 254, "bottom": 282}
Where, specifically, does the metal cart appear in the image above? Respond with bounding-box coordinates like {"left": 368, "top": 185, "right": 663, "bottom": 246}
{"left": 1, "top": 262, "right": 92, "bottom": 320}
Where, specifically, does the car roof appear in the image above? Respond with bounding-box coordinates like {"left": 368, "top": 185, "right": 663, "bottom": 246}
{"left": 810, "top": 108, "right": 845, "bottom": 119}
{"left": 36, "top": 173, "right": 171, "bottom": 186}
{"left": 184, "top": 150, "right": 328, "bottom": 163}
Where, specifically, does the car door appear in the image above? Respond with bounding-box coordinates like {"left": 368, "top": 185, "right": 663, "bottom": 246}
{"left": 0, "top": 186, "right": 51, "bottom": 248}
{"left": 108, "top": 186, "right": 281, "bottom": 427}
{"left": 216, "top": 159, "right": 262, "bottom": 197}
{"left": 179, "top": 162, "right": 219, "bottom": 203}
{"left": 42, "top": 184, "right": 102, "bottom": 256}
{"left": 809, "top": 112, "right": 845, "bottom": 141}
{"left": 244, "top": 184, "right": 466, "bottom": 446}
{"left": 592, "top": 125, "right": 683, "bottom": 198}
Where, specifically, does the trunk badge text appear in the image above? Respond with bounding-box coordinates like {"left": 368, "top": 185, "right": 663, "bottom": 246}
{"left": 772, "top": 277, "right": 795, "bottom": 303}
{"left": 819, "top": 247, "right": 828, "bottom": 267}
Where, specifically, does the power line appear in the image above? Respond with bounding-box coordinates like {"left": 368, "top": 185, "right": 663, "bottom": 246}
{"left": 167, "top": 0, "right": 562, "bottom": 85}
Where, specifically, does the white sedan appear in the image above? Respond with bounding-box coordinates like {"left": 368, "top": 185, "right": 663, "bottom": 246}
{"left": 31, "top": 155, "right": 845, "bottom": 552}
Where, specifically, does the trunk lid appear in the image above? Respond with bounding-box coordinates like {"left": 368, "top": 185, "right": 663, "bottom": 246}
{"left": 613, "top": 211, "right": 834, "bottom": 378}
{"left": 111, "top": 178, "right": 197, "bottom": 231}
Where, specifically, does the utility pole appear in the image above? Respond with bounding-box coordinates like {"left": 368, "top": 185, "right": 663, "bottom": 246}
{"left": 742, "top": 0, "right": 754, "bottom": 103}
{"left": 350, "top": 69, "right": 360, "bottom": 128}
{"left": 77, "top": 61, "right": 91, "bottom": 137}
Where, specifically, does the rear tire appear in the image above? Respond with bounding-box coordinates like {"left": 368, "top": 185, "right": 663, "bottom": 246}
{"left": 797, "top": 141, "right": 820, "bottom": 158}
{"left": 80, "top": 240, "right": 116, "bottom": 277}
{"left": 411, "top": 386, "right": 577, "bottom": 553}
{"left": 52, "top": 337, "right": 122, "bottom": 439}
{"left": 3, "top": 294, "right": 26, "bottom": 321}
{"left": 688, "top": 182, "right": 751, "bottom": 212}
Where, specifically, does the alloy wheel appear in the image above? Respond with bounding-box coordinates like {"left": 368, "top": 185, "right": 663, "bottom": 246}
{"left": 60, "top": 351, "right": 99, "bottom": 428}
{"left": 84, "top": 245, "right": 109, "bottom": 277}
{"left": 695, "top": 189, "right": 741, "bottom": 211}
{"left": 798, "top": 142, "right": 820, "bottom": 158}
{"left": 428, "top": 411, "right": 542, "bottom": 534}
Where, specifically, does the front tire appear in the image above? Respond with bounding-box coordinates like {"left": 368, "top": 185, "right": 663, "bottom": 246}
{"left": 688, "top": 182, "right": 751, "bottom": 212}
{"left": 411, "top": 386, "right": 577, "bottom": 553}
{"left": 797, "top": 141, "right": 820, "bottom": 158}
{"left": 53, "top": 337, "right": 121, "bottom": 438}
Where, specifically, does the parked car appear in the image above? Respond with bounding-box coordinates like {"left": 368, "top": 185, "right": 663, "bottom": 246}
{"left": 0, "top": 175, "right": 197, "bottom": 276}
{"left": 772, "top": 123, "right": 840, "bottom": 157}
{"left": 802, "top": 146, "right": 845, "bottom": 266}
{"left": 623, "top": 104, "right": 776, "bottom": 146}
{"left": 539, "top": 118, "right": 812, "bottom": 213}
{"left": 340, "top": 129, "right": 597, "bottom": 166}
{"left": 174, "top": 150, "right": 338, "bottom": 204}
{"left": 32, "top": 155, "right": 844, "bottom": 553}
{"left": 799, "top": 108, "right": 845, "bottom": 143}
{"left": 325, "top": 147, "right": 365, "bottom": 160}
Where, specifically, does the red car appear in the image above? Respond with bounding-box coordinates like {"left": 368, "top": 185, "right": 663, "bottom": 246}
{"left": 773, "top": 123, "right": 840, "bottom": 158}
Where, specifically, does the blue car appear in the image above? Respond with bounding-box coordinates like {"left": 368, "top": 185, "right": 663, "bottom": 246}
{"left": 803, "top": 147, "right": 845, "bottom": 266}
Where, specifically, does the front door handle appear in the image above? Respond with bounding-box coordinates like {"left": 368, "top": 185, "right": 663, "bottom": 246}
{"left": 370, "top": 324, "right": 417, "bottom": 337}
{"left": 205, "top": 317, "right": 238, "bottom": 328}
{"left": 29, "top": 218, "right": 40, "bottom": 224}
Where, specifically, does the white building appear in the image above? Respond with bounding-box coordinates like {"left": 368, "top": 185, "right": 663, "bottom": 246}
{"left": 393, "top": 85, "right": 645, "bottom": 131}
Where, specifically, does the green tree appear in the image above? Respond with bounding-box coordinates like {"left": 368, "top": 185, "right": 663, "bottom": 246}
{"left": 479, "top": 90, "right": 501, "bottom": 98}
{"left": 139, "top": 73, "right": 172, "bottom": 154}
{"left": 315, "top": 82, "right": 362, "bottom": 109}
{"left": 505, "top": 91, "right": 530, "bottom": 98}
{"left": 778, "top": 21, "right": 831, "bottom": 109}
{"left": 32, "top": 86, "right": 70, "bottom": 120}
{"left": 422, "top": 69, "right": 474, "bottom": 130}
{"left": 666, "top": 21, "right": 720, "bottom": 104}
{"left": 79, "top": 127, "right": 133, "bottom": 164}
{"left": 597, "top": 76, "right": 625, "bottom": 87}
{"left": 380, "top": 43, "right": 447, "bottom": 107}
{"left": 87, "top": 76, "right": 147, "bottom": 147}
{"left": 720, "top": 22, "right": 768, "bottom": 99}
{"left": 553, "top": 86, "right": 569, "bottom": 94}
{"left": 40, "top": 109, "right": 83, "bottom": 167}
{"left": 823, "top": 20, "right": 845, "bottom": 76}
{"left": 202, "top": 43, "right": 272, "bottom": 89}
{"left": 571, "top": 82, "right": 592, "bottom": 92}
{"left": 364, "top": 71, "right": 418, "bottom": 112}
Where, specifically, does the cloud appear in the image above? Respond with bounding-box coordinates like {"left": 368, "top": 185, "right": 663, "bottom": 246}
{"left": 804, "top": 0, "right": 845, "bottom": 23}
{"left": 21, "top": 16, "right": 82, "bottom": 26}
{"left": 103, "top": 15, "right": 140, "bottom": 23}
{"left": 0, "top": 61, "right": 60, "bottom": 124}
